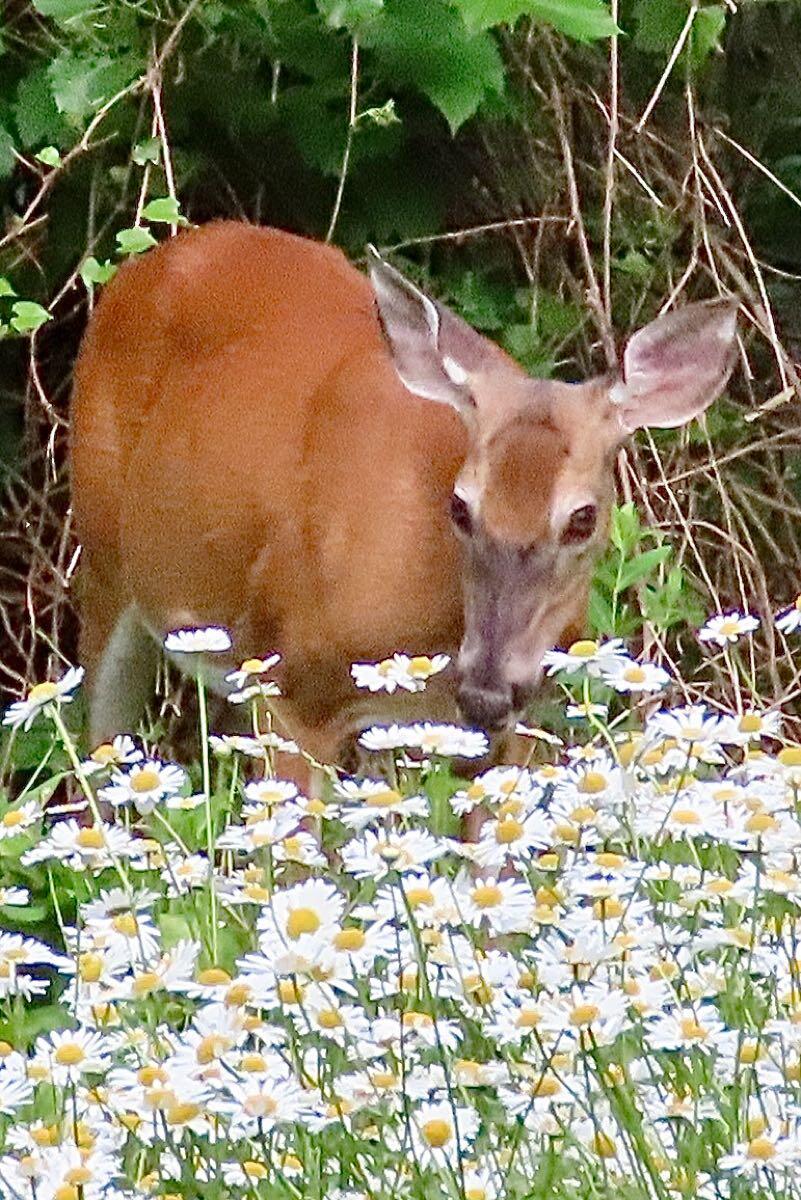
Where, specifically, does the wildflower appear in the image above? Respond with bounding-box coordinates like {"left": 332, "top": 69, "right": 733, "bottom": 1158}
{"left": 340, "top": 828, "right": 445, "bottom": 878}
{"left": 409, "top": 1099, "right": 480, "bottom": 1166}
{"left": 335, "top": 779, "right": 429, "bottom": 829}
{"left": 80, "top": 735, "right": 143, "bottom": 778}
{"left": 565, "top": 700, "right": 610, "bottom": 720}
{"left": 359, "top": 721, "right": 488, "bottom": 757}
{"left": 164, "top": 625, "right": 232, "bottom": 653}
{"left": 225, "top": 653, "right": 280, "bottom": 689}
{"left": 698, "top": 610, "right": 759, "bottom": 647}
{"left": 456, "top": 874, "right": 533, "bottom": 934}
{"left": 258, "top": 879, "right": 344, "bottom": 949}
{"left": 600, "top": 655, "right": 670, "bottom": 693}
{"left": 2, "top": 665, "right": 84, "bottom": 730}
{"left": 541, "top": 637, "right": 626, "bottom": 677}
{"left": 647, "top": 1003, "right": 728, "bottom": 1052}
{"left": 351, "top": 652, "right": 450, "bottom": 694}
{"left": 0, "top": 800, "right": 41, "bottom": 839}
{"left": 34, "top": 1029, "right": 112, "bottom": 1086}
{"left": 718, "top": 1130, "right": 801, "bottom": 1177}
{"left": 775, "top": 594, "right": 801, "bottom": 634}
{"left": 22, "top": 820, "right": 141, "bottom": 872}
{"left": 99, "top": 758, "right": 185, "bottom": 814}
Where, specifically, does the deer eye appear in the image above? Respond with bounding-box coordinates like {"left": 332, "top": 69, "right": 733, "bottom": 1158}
{"left": 562, "top": 504, "right": 598, "bottom": 545}
{"left": 450, "top": 492, "right": 473, "bottom": 536}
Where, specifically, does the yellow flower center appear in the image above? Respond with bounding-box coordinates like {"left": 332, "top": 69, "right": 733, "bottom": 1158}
{"left": 568, "top": 640, "right": 598, "bottom": 658}
{"left": 131, "top": 769, "right": 161, "bottom": 793}
{"left": 593, "top": 897, "right": 624, "bottom": 919}
{"left": 422, "top": 1118, "right": 453, "bottom": 1148}
{"left": 286, "top": 907, "right": 321, "bottom": 939}
{"left": 516, "top": 1007, "right": 541, "bottom": 1028}
{"left": 1, "top": 810, "right": 25, "bottom": 828}
{"left": 65, "top": 1167, "right": 93, "bottom": 1186}
{"left": 578, "top": 772, "right": 607, "bottom": 795}
{"left": 406, "top": 886, "right": 434, "bottom": 908}
{"left": 133, "top": 971, "right": 161, "bottom": 997}
{"left": 90, "top": 743, "right": 117, "bottom": 764}
{"left": 241, "top": 658, "right": 266, "bottom": 674}
{"left": 278, "top": 979, "right": 305, "bottom": 1004}
{"left": 719, "top": 619, "right": 741, "bottom": 636}
{"left": 672, "top": 808, "right": 701, "bottom": 826}
{"left": 593, "top": 1132, "right": 617, "bottom": 1158}
{"left": 225, "top": 982, "right": 252, "bottom": 1006}
{"left": 243, "top": 1161, "right": 268, "bottom": 1179}
{"left": 679, "top": 1017, "right": 707, "bottom": 1041}
{"left": 570, "top": 1003, "right": 600, "bottom": 1027}
{"left": 745, "top": 812, "right": 777, "bottom": 834}
{"left": 623, "top": 666, "right": 647, "bottom": 684}
{"left": 748, "top": 1136, "right": 777, "bottom": 1161}
{"left": 166, "top": 1102, "right": 201, "bottom": 1125}
{"left": 28, "top": 681, "right": 59, "bottom": 702}
{"left": 112, "top": 912, "right": 138, "bottom": 937}
{"left": 471, "top": 884, "right": 502, "bottom": 909}
{"left": 244, "top": 1094, "right": 278, "bottom": 1118}
{"left": 54, "top": 1187, "right": 79, "bottom": 1200}
{"left": 409, "top": 656, "right": 434, "bottom": 676}
{"left": 779, "top": 747, "right": 801, "bottom": 767}
{"left": 54, "top": 1042, "right": 85, "bottom": 1066}
{"left": 739, "top": 714, "right": 763, "bottom": 734}
{"left": 370, "top": 1070, "right": 398, "bottom": 1089}
{"left": 240, "top": 1053, "right": 267, "bottom": 1072}
{"left": 334, "top": 927, "right": 366, "bottom": 952}
{"left": 76, "top": 828, "right": 105, "bottom": 850}
{"left": 495, "top": 817, "right": 524, "bottom": 845}
{"left": 78, "top": 953, "right": 104, "bottom": 983}
{"left": 317, "top": 1008, "right": 343, "bottom": 1029}
{"left": 368, "top": 789, "right": 401, "bottom": 808}
{"left": 197, "top": 967, "right": 231, "bottom": 986}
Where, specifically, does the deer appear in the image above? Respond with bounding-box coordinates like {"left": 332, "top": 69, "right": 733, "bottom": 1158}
{"left": 71, "top": 221, "right": 737, "bottom": 782}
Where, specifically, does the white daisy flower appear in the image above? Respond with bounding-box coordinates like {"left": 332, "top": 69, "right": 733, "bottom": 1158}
{"left": 164, "top": 625, "right": 232, "bottom": 653}
{"left": 224, "top": 654, "right": 281, "bottom": 689}
{"left": 351, "top": 653, "right": 450, "bottom": 694}
{"left": 0, "top": 800, "right": 41, "bottom": 839}
{"left": 541, "top": 638, "right": 627, "bottom": 677}
{"left": 600, "top": 656, "right": 670, "bottom": 693}
{"left": 21, "top": 820, "right": 140, "bottom": 871}
{"left": 99, "top": 758, "right": 185, "bottom": 815}
{"left": 2, "top": 665, "right": 84, "bottom": 730}
{"left": 409, "top": 1099, "right": 480, "bottom": 1166}
{"left": 80, "top": 734, "right": 142, "bottom": 776}
{"left": 698, "top": 610, "right": 759, "bottom": 646}
{"left": 776, "top": 595, "right": 801, "bottom": 634}
{"left": 340, "top": 828, "right": 445, "bottom": 879}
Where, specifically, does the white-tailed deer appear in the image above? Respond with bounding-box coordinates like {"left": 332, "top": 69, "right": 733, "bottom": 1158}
{"left": 71, "top": 222, "right": 737, "bottom": 764}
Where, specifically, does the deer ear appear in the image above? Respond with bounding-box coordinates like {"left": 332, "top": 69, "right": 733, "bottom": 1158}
{"left": 367, "top": 246, "right": 491, "bottom": 415}
{"left": 610, "top": 299, "right": 738, "bottom": 432}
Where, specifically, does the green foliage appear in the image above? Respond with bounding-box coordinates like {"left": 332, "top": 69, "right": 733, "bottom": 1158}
{"left": 590, "top": 503, "right": 703, "bottom": 639}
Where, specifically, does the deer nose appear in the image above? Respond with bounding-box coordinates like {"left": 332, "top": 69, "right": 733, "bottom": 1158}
{"left": 457, "top": 682, "right": 514, "bottom": 732}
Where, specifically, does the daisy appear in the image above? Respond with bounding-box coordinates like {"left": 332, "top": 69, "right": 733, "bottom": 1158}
{"left": 472, "top": 810, "right": 552, "bottom": 870}
{"left": 718, "top": 1130, "right": 801, "bottom": 1177}
{"left": 2, "top": 665, "right": 84, "bottom": 730}
{"left": 776, "top": 595, "right": 801, "bottom": 634}
{"left": 335, "top": 779, "right": 429, "bottom": 829}
{"left": 225, "top": 653, "right": 281, "bottom": 690}
{"left": 698, "top": 610, "right": 759, "bottom": 647}
{"left": 359, "top": 722, "right": 488, "bottom": 757}
{"left": 409, "top": 1099, "right": 480, "bottom": 1167}
{"left": 351, "top": 653, "right": 450, "bottom": 694}
{"left": 258, "top": 879, "right": 345, "bottom": 949}
{"left": 22, "top": 820, "right": 141, "bottom": 872}
{"left": 646, "top": 1003, "right": 728, "bottom": 1053}
{"left": 164, "top": 625, "right": 232, "bottom": 653}
{"left": 0, "top": 800, "right": 41, "bottom": 839}
{"left": 34, "top": 1029, "right": 112, "bottom": 1087}
{"left": 340, "top": 828, "right": 445, "bottom": 879}
{"left": 456, "top": 874, "right": 533, "bottom": 934}
{"left": 600, "top": 656, "right": 670, "bottom": 693}
{"left": 81, "top": 734, "right": 143, "bottom": 776}
{"left": 215, "top": 1075, "right": 313, "bottom": 1137}
{"left": 541, "top": 637, "right": 626, "bottom": 677}
{"left": 99, "top": 758, "right": 185, "bottom": 815}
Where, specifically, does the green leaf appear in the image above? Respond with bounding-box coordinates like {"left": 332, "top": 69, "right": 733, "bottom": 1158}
{"left": 32, "top": 0, "right": 98, "bottom": 19}
{"left": 691, "top": 5, "right": 726, "bottom": 64}
{"left": 317, "top": 0, "right": 384, "bottom": 31}
{"left": 458, "top": 0, "right": 617, "bottom": 38}
{"left": 141, "top": 196, "right": 187, "bottom": 224}
{"left": 115, "top": 226, "right": 158, "bottom": 255}
{"left": 610, "top": 502, "right": 641, "bottom": 553}
{"left": 35, "top": 144, "right": 61, "bottom": 167}
{"left": 0, "top": 278, "right": 16, "bottom": 298}
{"left": 0, "top": 125, "right": 15, "bottom": 179}
{"left": 80, "top": 257, "right": 117, "bottom": 287}
{"left": 14, "top": 67, "right": 70, "bottom": 148}
{"left": 132, "top": 137, "right": 161, "bottom": 166}
{"left": 618, "top": 544, "right": 672, "bottom": 590}
{"left": 10, "top": 301, "right": 52, "bottom": 333}
{"left": 364, "top": 0, "right": 505, "bottom": 133}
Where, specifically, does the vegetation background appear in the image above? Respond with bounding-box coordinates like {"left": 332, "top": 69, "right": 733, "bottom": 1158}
{"left": 1, "top": 0, "right": 801, "bottom": 723}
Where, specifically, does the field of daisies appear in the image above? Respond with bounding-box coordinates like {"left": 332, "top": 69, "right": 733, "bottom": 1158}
{"left": 4, "top": 607, "right": 801, "bottom": 1200}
